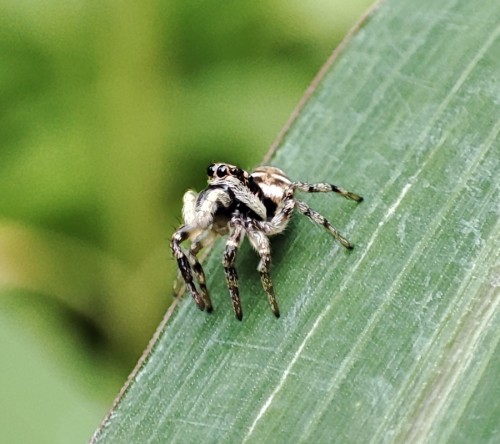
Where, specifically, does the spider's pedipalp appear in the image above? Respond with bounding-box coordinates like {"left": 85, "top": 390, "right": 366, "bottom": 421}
{"left": 295, "top": 199, "right": 353, "bottom": 249}
{"left": 195, "top": 187, "right": 232, "bottom": 229}
{"left": 181, "top": 190, "right": 198, "bottom": 226}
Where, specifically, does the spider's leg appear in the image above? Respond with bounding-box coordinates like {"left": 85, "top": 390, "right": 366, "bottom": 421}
{"left": 257, "top": 187, "right": 296, "bottom": 236}
{"left": 246, "top": 227, "right": 280, "bottom": 318}
{"left": 170, "top": 225, "right": 206, "bottom": 311}
{"left": 223, "top": 222, "right": 245, "bottom": 320}
{"left": 293, "top": 181, "right": 363, "bottom": 202}
{"left": 295, "top": 199, "right": 354, "bottom": 249}
{"left": 188, "top": 230, "right": 218, "bottom": 312}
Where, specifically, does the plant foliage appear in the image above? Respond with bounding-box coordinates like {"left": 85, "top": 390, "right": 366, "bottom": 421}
{"left": 92, "top": 0, "right": 500, "bottom": 441}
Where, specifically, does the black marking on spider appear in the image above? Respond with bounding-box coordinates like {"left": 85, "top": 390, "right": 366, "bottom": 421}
{"left": 170, "top": 162, "right": 363, "bottom": 320}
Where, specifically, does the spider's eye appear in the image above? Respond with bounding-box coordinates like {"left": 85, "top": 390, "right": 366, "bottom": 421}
{"left": 207, "top": 164, "right": 216, "bottom": 178}
{"left": 216, "top": 165, "right": 228, "bottom": 178}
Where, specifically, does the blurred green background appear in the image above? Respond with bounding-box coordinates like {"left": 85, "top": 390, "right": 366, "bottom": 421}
{"left": 0, "top": 1, "right": 373, "bottom": 442}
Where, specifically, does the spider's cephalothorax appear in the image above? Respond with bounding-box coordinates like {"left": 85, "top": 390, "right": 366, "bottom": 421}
{"left": 170, "top": 162, "right": 363, "bottom": 320}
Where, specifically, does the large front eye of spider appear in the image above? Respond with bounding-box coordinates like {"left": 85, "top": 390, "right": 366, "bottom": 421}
{"left": 207, "top": 164, "right": 216, "bottom": 178}
{"left": 216, "top": 165, "right": 228, "bottom": 178}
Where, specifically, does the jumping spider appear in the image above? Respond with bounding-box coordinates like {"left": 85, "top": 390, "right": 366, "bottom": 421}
{"left": 171, "top": 163, "right": 363, "bottom": 320}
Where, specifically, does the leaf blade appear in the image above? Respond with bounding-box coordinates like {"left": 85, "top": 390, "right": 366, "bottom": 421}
{"left": 92, "top": 0, "right": 500, "bottom": 442}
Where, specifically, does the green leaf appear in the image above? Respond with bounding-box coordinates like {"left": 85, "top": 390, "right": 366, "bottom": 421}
{"left": 92, "top": 0, "right": 500, "bottom": 442}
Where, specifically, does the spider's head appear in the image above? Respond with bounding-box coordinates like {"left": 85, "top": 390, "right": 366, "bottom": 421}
{"left": 206, "top": 163, "right": 247, "bottom": 184}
